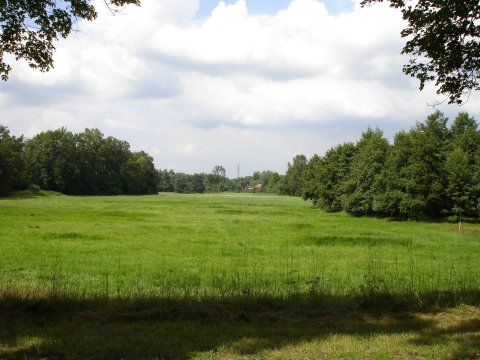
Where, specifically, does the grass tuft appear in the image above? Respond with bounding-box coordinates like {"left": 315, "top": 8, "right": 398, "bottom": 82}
{"left": 0, "top": 193, "right": 479, "bottom": 358}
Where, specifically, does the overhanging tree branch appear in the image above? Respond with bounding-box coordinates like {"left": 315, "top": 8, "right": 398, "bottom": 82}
{"left": 361, "top": 0, "right": 480, "bottom": 104}
{"left": 0, "top": 0, "right": 140, "bottom": 80}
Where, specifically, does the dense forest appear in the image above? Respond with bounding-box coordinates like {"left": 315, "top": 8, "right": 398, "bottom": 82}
{"left": 300, "top": 111, "right": 480, "bottom": 220}
{"left": 0, "top": 127, "right": 158, "bottom": 195}
{"left": 1, "top": 111, "right": 479, "bottom": 220}
{"left": 157, "top": 168, "right": 284, "bottom": 194}
{"left": 0, "top": 125, "right": 284, "bottom": 196}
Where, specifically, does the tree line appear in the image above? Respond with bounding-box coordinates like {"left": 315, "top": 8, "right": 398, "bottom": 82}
{"left": 0, "top": 124, "right": 288, "bottom": 197}
{"left": 2, "top": 111, "right": 479, "bottom": 221}
{"left": 158, "top": 166, "right": 233, "bottom": 194}
{"left": 157, "top": 168, "right": 285, "bottom": 194}
{"left": 0, "top": 126, "right": 158, "bottom": 196}
{"left": 297, "top": 111, "right": 480, "bottom": 220}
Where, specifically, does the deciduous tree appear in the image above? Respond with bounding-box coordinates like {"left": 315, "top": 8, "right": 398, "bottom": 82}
{"left": 121, "top": 151, "right": 158, "bottom": 194}
{"left": 302, "top": 143, "right": 356, "bottom": 211}
{"left": 282, "top": 154, "right": 307, "bottom": 197}
{"left": 24, "top": 127, "right": 78, "bottom": 193}
{"left": 0, "top": 0, "right": 140, "bottom": 80}
{"left": 342, "top": 128, "right": 390, "bottom": 216}
{"left": 0, "top": 125, "right": 25, "bottom": 195}
{"left": 361, "top": 0, "right": 480, "bottom": 104}
{"left": 445, "top": 148, "right": 476, "bottom": 222}
{"left": 447, "top": 112, "right": 480, "bottom": 219}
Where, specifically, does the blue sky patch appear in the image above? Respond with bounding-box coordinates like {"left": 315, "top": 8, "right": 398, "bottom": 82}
{"left": 195, "top": 0, "right": 355, "bottom": 18}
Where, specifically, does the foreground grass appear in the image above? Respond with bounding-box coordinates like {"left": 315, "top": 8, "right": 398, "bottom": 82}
{"left": 1, "top": 192, "right": 479, "bottom": 299}
{"left": 0, "top": 296, "right": 479, "bottom": 359}
{"left": 0, "top": 192, "right": 479, "bottom": 358}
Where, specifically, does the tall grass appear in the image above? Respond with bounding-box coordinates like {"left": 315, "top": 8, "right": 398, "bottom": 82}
{"left": 0, "top": 193, "right": 479, "bottom": 311}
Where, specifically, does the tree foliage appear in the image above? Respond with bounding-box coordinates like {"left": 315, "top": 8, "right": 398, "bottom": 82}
{"left": 446, "top": 112, "right": 480, "bottom": 218}
{"left": 342, "top": 128, "right": 389, "bottom": 215}
{"left": 0, "top": 125, "right": 157, "bottom": 196}
{"left": 266, "top": 172, "right": 283, "bottom": 193}
{"left": 394, "top": 111, "right": 450, "bottom": 218}
{"left": 156, "top": 169, "right": 285, "bottom": 195}
{"left": 121, "top": 151, "right": 158, "bottom": 195}
{"left": 157, "top": 169, "right": 234, "bottom": 194}
{"left": 445, "top": 148, "right": 476, "bottom": 217}
{"left": 281, "top": 154, "right": 307, "bottom": 197}
{"left": 24, "top": 127, "right": 78, "bottom": 193}
{"left": 361, "top": 0, "right": 480, "bottom": 104}
{"left": 0, "top": 125, "right": 25, "bottom": 195}
{"left": 302, "top": 143, "right": 356, "bottom": 211}
{"left": 0, "top": 0, "right": 140, "bottom": 80}
{"left": 157, "top": 169, "right": 175, "bottom": 192}
{"left": 245, "top": 170, "right": 279, "bottom": 192}
{"left": 302, "top": 111, "right": 480, "bottom": 220}
{"left": 207, "top": 165, "right": 228, "bottom": 192}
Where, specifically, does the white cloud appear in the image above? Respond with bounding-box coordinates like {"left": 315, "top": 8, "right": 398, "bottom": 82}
{"left": 144, "top": 0, "right": 423, "bottom": 127}
{"left": 1, "top": 0, "right": 479, "bottom": 175}
{"left": 172, "top": 141, "right": 211, "bottom": 155}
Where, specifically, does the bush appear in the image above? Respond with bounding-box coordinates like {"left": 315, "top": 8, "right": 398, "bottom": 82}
{"left": 28, "top": 184, "right": 41, "bottom": 196}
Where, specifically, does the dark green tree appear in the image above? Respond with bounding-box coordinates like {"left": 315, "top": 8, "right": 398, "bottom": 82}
{"left": 75, "top": 128, "right": 107, "bottom": 194}
{"left": 0, "top": 125, "right": 25, "bottom": 195}
{"left": 188, "top": 173, "right": 206, "bottom": 193}
{"left": 372, "top": 131, "right": 411, "bottom": 217}
{"left": 4, "top": 125, "right": 158, "bottom": 196}
{"left": 173, "top": 172, "right": 189, "bottom": 194}
{"left": 361, "top": 0, "right": 480, "bottom": 104}
{"left": 302, "top": 143, "right": 356, "bottom": 211}
{"left": 449, "top": 112, "right": 480, "bottom": 160}
{"left": 100, "top": 136, "right": 131, "bottom": 194}
{"left": 0, "top": 0, "right": 140, "bottom": 80}
{"left": 445, "top": 148, "right": 476, "bottom": 221}
{"left": 342, "top": 128, "right": 390, "bottom": 216}
{"left": 207, "top": 165, "right": 227, "bottom": 192}
{"left": 446, "top": 112, "right": 480, "bottom": 219}
{"left": 450, "top": 112, "right": 478, "bottom": 140}
{"left": 24, "top": 127, "right": 78, "bottom": 193}
{"left": 266, "top": 172, "right": 282, "bottom": 193}
{"left": 476, "top": 151, "right": 480, "bottom": 218}
{"left": 234, "top": 176, "right": 252, "bottom": 192}
{"left": 282, "top": 154, "right": 307, "bottom": 197}
{"left": 301, "top": 154, "right": 322, "bottom": 206}
{"left": 212, "top": 165, "right": 226, "bottom": 177}
{"left": 121, "top": 151, "right": 158, "bottom": 194}
{"left": 380, "top": 112, "right": 450, "bottom": 219}
{"left": 249, "top": 170, "right": 277, "bottom": 192}
{"left": 157, "top": 169, "right": 175, "bottom": 192}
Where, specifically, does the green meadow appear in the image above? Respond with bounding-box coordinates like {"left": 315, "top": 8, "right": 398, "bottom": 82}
{"left": 1, "top": 193, "right": 479, "bottom": 359}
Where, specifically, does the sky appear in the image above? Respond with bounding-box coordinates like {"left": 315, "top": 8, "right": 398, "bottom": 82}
{"left": 1, "top": 0, "right": 479, "bottom": 177}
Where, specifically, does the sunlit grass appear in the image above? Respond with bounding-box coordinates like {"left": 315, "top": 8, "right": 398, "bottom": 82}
{"left": 0, "top": 192, "right": 479, "bottom": 304}
{"left": 1, "top": 193, "right": 479, "bottom": 359}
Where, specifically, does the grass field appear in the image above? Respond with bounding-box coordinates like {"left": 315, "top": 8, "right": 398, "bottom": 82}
{"left": 1, "top": 192, "right": 479, "bottom": 359}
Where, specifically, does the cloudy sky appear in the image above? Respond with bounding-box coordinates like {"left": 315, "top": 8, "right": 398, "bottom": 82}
{"left": 1, "top": 0, "right": 479, "bottom": 177}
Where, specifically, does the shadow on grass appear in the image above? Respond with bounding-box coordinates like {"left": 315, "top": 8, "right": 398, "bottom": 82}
{"left": 0, "top": 291, "right": 479, "bottom": 359}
